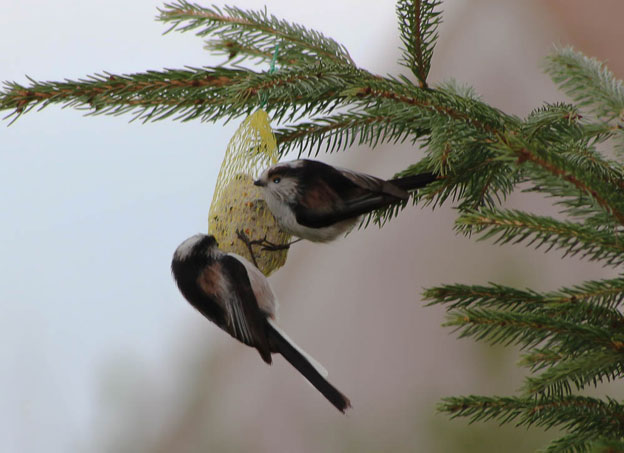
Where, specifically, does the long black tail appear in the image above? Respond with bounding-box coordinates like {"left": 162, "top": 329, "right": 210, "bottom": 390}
{"left": 267, "top": 321, "right": 351, "bottom": 413}
{"left": 389, "top": 172, "right": 438, "bottom": 192}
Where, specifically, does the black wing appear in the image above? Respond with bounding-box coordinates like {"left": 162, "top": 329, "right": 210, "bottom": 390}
{"left": 216, "top": 255, "right": 273, "bottom": 363}
{"left": 293, "top": 161, "right": 411, "bottom": 228}
{"left": 295, "top": 193, "right": 402, "bottom": 228}
{"left": 337, "top": 166, "right": 409, "bottom": 199}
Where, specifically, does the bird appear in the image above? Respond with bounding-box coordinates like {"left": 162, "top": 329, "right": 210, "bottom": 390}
{"left": 253, "top": 159, "right": 437, "bottom": 242}
{"left": 171, "top": 233, "right": 351, "bottom": 413}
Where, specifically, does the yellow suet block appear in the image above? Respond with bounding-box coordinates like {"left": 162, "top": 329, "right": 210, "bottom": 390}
{"left": 208, "top": 110, "right": 290, "bottom": 276}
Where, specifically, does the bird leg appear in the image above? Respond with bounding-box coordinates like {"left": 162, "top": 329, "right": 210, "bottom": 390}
{"left": 235, "top": 229, "right": 261, "bottom": 268}
{"left": 260, "top": 238, "right": 302, "bottom": 251}
{"left": 235, "top": 230, "right": 300, "bottom": 262}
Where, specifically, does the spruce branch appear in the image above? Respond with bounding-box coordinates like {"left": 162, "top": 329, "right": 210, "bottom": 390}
{"left": 456, "top": 209, "right": 624, "bottom": 266}
{"left": 1, "top": 68, "right": 248, "bottom": 123}
{"left": 1, "top": 63, "right": 517, "bottom": 132}
{"left": 423, "top": 277, "right": 624, "bottom": 310}
{"left": 520, "top": 349, "right": 567, "bottom": 372}
{"left": 204, "top": 38, "right": 314, "bottom": 66}
{"left": 536, "top": 304, "right": 624, "bottom": 329}
{"left": 526, "top": 141, "right": 624, "bottom": 196}
{"left": 551, "top": 277, "right": 624, "bottom": 310}
{"left": 543, "top": 433, "right": 624, "bottom": 453}
{"left": 523, "top": 102, "right": 583, "bottom": 141}
{"left": 392, "top": 143, "right": 518, "bottom": 212}
{"left": 521, "top": 102, "right": 587, "bottom": 158}
{"left": 522, "top": 350, "right": 624, "bottom": 398}
{"left": 342, "top": 74, "right": 515, "bottom": 136}
{"left": 396, "top": 0, "right": 442, "bottom": 87}
{"left": 157, "top": 1, "right": 355, "bottom": 66}
{"left": 1, "top": 65, "right": 363, "bottom": 123}
{"left": 269, "top": 72, "right": 515, "bottom": 146}
{"left": 368, "top": 150, "right": 518, "bottom": 226}
{"left": 439, "top": 395, "right": 624, "bottom": 439}
{"left": 274, "top": 109, "right": 430, "bottom": 157}
{"left": 545, "top": 47, "right": 624, "bottom": 123}
{"left": 274, "top": 112, "right": 413, "bottom": 157}
{"left": 584, "top": 439, "right": 624, "bottom": 453}
{"left": 425, "top": 278, "right": 624, "bottom": 325}
{"left": 541, "top": 432, "right": 596, "bottom": 453}
{"left": 445, "top": 309, "right": 622, "bottom": 354}
{"left": 497, "top": 135, "right": 624, "bottom": 226}
{"left": 524, "top": 170, "right": 623, "bottom": 233}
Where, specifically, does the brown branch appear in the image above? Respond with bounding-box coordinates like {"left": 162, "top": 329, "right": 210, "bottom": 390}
{"left": 350, "top": 86, "right": 498, "bottom": 135}
{"left": 457, "top": 313, "right": 623, "bottom": 352}
{"left": 411, "top": 1, "right": 428, "bottom": 88}
{"left": 471, "top": 215, "right": 624, "bottom": 251}
{"left": 162, "top": 8, "right": 354, "bottom": 65}
{"left": 515, "top": 146, "right": 624, "bottom": 226}
{"left": 275, "top": 116, "right": 383, "bottom": 145}
{"left": 1, "top": 74, "right": 236, "bottom": 111}
{"left": 439, "top": 285, "right": 624, "bottom": 307}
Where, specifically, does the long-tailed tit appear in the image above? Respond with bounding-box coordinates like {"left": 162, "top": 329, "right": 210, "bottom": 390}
{"left": 171, "top": 233, "right": 351, "bottom": 412}
{"left": 254, "top": 159, "right": 437, "bottom": 242}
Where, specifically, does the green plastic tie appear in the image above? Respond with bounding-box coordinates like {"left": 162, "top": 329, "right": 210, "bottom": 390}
{"left": 260, "top": 43, "right": 280, "bottom": 109}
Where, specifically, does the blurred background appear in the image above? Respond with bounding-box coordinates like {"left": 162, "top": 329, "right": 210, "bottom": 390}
{"left": 1, "top": 0, "right": 623, "bottom": 451}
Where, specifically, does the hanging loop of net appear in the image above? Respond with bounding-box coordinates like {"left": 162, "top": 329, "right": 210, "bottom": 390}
{"left": 260, "top": 43, "right": 280, "bottom": 109}
{"left": 208, "top": 109, "right": 290, "bottom": 276}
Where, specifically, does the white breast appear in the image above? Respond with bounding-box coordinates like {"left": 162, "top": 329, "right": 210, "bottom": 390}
{"left": 263, "top": 190, "right": 358, "bottom": 242}
{"left": 287, "top": 218, "right": 358, "bottom": 242}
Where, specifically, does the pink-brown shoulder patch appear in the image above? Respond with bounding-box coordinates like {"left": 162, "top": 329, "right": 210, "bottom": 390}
{"left": 301, "top": 180, "right": 337, "bottom": 213}
{"left": 197, "top": 262, "right": 225, "bottom": 297}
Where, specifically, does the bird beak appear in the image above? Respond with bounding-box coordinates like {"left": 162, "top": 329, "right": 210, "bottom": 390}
{"left": 254, "top": 179, "right": 265, "bottom": 187}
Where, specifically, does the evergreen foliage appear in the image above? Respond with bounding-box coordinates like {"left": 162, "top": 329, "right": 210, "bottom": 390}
{"left": 2, "top": 1, "right": 623, "bottom": 451}
{"left": 396, "top": 0, "right": 442, "bottom": 87}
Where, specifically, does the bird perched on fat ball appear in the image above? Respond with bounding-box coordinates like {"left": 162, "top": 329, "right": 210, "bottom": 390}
{"left": 254, "top": 159, "right": 437, "bottom": 242}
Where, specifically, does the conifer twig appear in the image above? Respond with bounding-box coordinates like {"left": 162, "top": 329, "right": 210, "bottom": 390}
{"left": 440, "top": 395, "right": 624, "bottom": 438}
{"left": 396, "top": 0, "right": 442, "bottom": 87}
{"left": 456, "top": 209, "right": 624, "bottom": 266}
{"left": 158, "top": 1, "right": 355, "bottom": 66}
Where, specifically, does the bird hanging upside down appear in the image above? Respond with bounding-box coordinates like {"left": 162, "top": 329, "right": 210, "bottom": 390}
{"left": 171, "top": 233, "right": 351, "bottom": 413}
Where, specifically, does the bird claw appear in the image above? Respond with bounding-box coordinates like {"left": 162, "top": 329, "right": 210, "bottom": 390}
{"left": 235, "top": 229, "right": 260, "bottom": 268}
{"left": 260, "top": 240, "right": 291, "bottom": 251}
{"left": 235, "top": 230, "right": 298, "bottom": 265}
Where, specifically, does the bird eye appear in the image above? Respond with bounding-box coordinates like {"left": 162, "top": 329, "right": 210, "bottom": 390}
{"left": 273, "top": 177, "right": 281, "bottom": 184}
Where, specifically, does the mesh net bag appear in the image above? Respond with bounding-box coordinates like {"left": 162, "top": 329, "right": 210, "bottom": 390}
{"left": 208, "top": 109, "right": 290, "bottom": 276}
